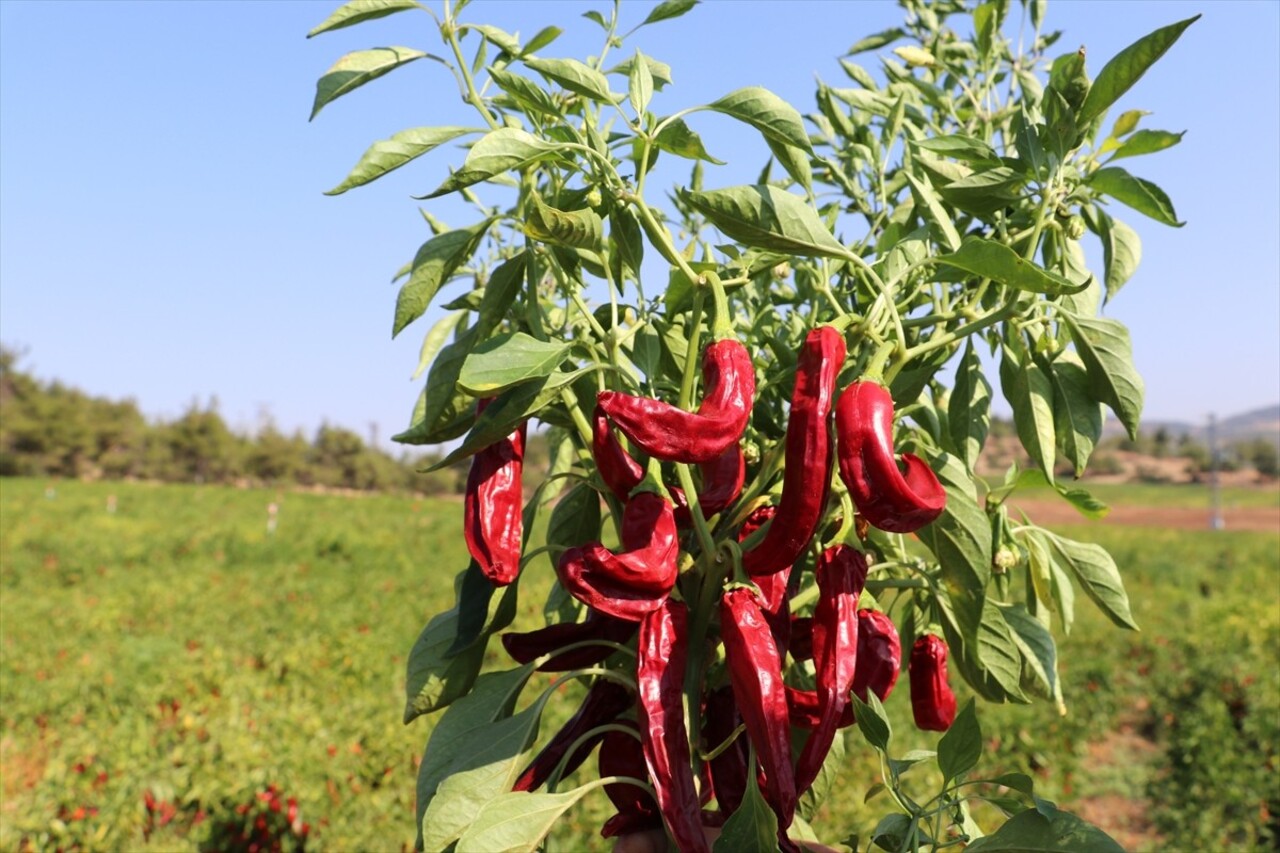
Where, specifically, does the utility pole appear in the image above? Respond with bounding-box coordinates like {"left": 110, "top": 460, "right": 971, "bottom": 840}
{"left": 1209, "top": 413, "right": 1224, "bottom": 530}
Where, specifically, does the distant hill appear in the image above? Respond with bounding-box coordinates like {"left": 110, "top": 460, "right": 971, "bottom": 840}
{"left": 1101, "top": 404, "right": 1280, "bottom": 448}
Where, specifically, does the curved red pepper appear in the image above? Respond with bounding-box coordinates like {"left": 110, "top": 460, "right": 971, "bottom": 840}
{"left": 737, "top": 506, "right": 789, "bottom": 615}
{"left": 742, "top": 327, "right": 845, "bottom": 577}
{"left": 720, "top": 586, "right": 796, "bottom": 828}
{"left": 835, "top": 381, "right": 945, "bottom": 534}
{"left": 512, "top": 678, "right": 632, "bottom": 792}
{"left": 555, "top": 492, "right": 678, "bottom": 623}
{"left": 909, "top": 634, "right": 957, "bottom": 732}
{"left": 637, "top": 600, "right": 708, "bottom": 853}
{"left": 795, "top": 545, "right": 868, "bottom": 794}
{"left": 500, "top": 609, "right": 636, "bottom": 672}
{"left": 597, "top": 339, "right": 754, "bottom": 463}
{"left": 702, "top": 685, "right": 748, "bottom": 818}
{"left": 671, "top": 443, "right": 746, "bottom": 527}
{"left": 599, "top": 720, "right": 663, "bottom": 838}
{"left": 853, "top": 609, "right": 901, "bottom": 702}
{"left": 464, "top": 398, "right": 526, "bottom": 585}
{"left": 785, "top": 685, "right": 855, "bottom": 730}
{"left": 593, "top": 403, "right": 644, "bottom": 502}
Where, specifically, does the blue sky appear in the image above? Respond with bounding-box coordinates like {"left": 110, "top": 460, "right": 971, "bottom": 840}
{"left": 1, "top": 0, "right": 1276, "bottom": 447}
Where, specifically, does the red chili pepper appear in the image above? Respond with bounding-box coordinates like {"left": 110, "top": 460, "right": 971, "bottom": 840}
{"left": 593, "top": 403, "right": 644, "bottom": 502}
{"left": 512, "top": 678, "right": 632, "bottom": 792}
{"left": 702, "top": 685, "right": 748, "bottom": 818}
{"left": 909, "top": 634, "right": 957, "bottom": 732}
{"left": 597, "top": 339, "right": 754, "bottom": 463}
{"left": 737, "top": 506, "right": 790, "bottom": 615}
{"left": 785, "top": 685, "right": 855, "bottom": 730}
{"left": 853, "top": 609, "right": 901, "bottom": 702}
{"left": 835, "top": 381, "right": 946, "bottom": 534}
{"left": 742, "top": 327, "right": 845, "bottom": 577}
{"left": 637, "top": 600, "right": 708, "bottom": 853}
{"left": 598, "top": 720, "right": 663, "bottom": 838}
{"left": 795, "top": 545, "right": 868, "bottom": 794}
{"left": 719, "top": 586, "right": 796, "bottom": 828}
{"left": 671, "top": 443, "right": 746, "bottom": 527}
{"left": 555, "top": 492, "right": 678, "bottom": 622}
{"left": 500, "top": 609, "right": 636, "bottom": 672}
{"left": 463, "top": 398, "right": 526, "bottom": 585}
{"left": 788, "top": 616, "right": 813, "bottom": 661}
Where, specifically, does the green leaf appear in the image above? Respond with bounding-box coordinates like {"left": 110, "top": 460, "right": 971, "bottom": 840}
{"left": 310, "top": 46, "right": 427, "bottom": 120}
{"left": 468, "top": 24, "right": 520, "bottom": 56}
{"left": 905, "top": 173, "right": 962, "bottom": 253}
{"left": 608, "top": 54, "right": 673, "bottom": 90}
{"left": 522, "top": 25, "right": 563, "bottom": 56}
{"left": 654, "top": 119, "right": 725, "bottom": 164}
{"left": 545, "top": 482, "right": 601, "bottom": 572}
{"left": 948, "top": 340, "right": 992, "bottom": 472}
{"left": 523, "top": 195, "right": 603, "bottom": 251}
{"left": 998, "top": 603, "right": 1059, "bottom": 702}
{"left": 404, "top": 600, "right": 488, "bottom": 722}
{"left": 871, "top": 813, "right": 915, "bottom": 851}
{"left": 966, "top": 800, "right": 1125, "bottom": 852}
{"left": 848, "top": 28, "right": 907, "bottom": 54}
{"left": 887, "top": 749, "right": 937, "bottom": 779}
{"left": 1035, "top": 530, "right": 1137, "bottom": 630}
{"left": 474, "top": 253, "right": 527, "bottom": 339}
{"left": 1088, "top": 167, "right": 1183, "bottom": 227}
{"left": 714, "top": 774, "right": 779, "bottom": 853}
{"left": 707, "top": 86, "right": 813, "bottom": 153}
{"left": 1084, "top": 208, "right": 1142, "bottom": 302}
{"left": 918, "top": 452, "right": 990, "bottom": 646}
{"left": 850, "top": 691, "right": 892, "bottom": 753}
{"left": 327, "top": 126, "right": 474, "bottom": 195}
{"left": 937, "top": 699, "right": 982, "bottom": 784}
{"left": 458, "top": 332, "right": 571, "bottom": 396}
{"left": 449, "top": 561, "right": 494, "bottom": 656}
{"left": 456, "top": 787, "right": 594, "bottom": 853}
{"left": 307, "top": 0, "right": 424, "bottom": 37}
{"left": 1076, "top": 15, "right": 1200, "bottom": 128}
{"left": 488, "top": 67, "right": 561, "bottom": 116}
{"left": 937, "top": 239, "right": 1086, "bottom": 295}
{"left": 639, "top": 0, "right": 698, "bottom": 27}
{"left": 796, "top": 726, "right": 846, "bottom": 822}
{"left": 766, "top": 137, "right": 813, "bottom": 193}
{"left": 394, "top": 219, "right": 494, "bottom": 338}
{"left": 1061, "top": 313, "right": 1144, "bottom": 440}
{"left": 999, "top": 340, "right": 1057, "bottom": 481}
{"left": 1021, "top": 529, "right": 1076, "bottom": 636}
{"left": 935, "top": 166, "right": 1026, "bottom": 216}
{"left": 397, "top": 326, "right": 479, "bottom": 445}
{"left": 523, "top": 56, "right": 618, "bottom": 103}
{"left": 912, "top": 134, "right": 1000, "bottom": 165}
{"left": 628, "top": 49, "right": 653, "bottom": 115}
{"left": 1106, "top": 128, "right": 1184, "bottom": 162}
{"left": 582, "top": 10, "right": 608, "bottom": 29}
{"left": 609, "top": 207, "right": 645, "bottom": 281}
{"left": 412, "top": 311, "right": 466, "bottom": 381}
{"left": 423, "top": 128, "right": 564, "bottom": 199}
{"left": 1046, "top": 353, "right": 1102, "bottom": 478}
{"left": 939, "top": 596, "right": 1026, "bottom": 703}
{"left": 1108, "top": 109, "right": 1149, "bottom": 140}
{"left": 682, "top": 185, "right": 852, "bottom": 259}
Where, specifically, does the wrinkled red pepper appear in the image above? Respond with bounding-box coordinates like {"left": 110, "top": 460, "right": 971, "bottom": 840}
{"left": 719, "top": 586, "right": 796, "bottom": 828}
{"left": 795, "top": 545, "right": 868, "bottom": 794}
{"left": 835, "top": 381, "right": 946, "bottom": 534}
{"left": 637, "top": 600, "right": 708, "bottom": 853}
{"left": 593, "top": 403, "right": 645, "bottom": 502}
{"left": 741, "top": 327, "right": 845, "bottom": 578}
{"left": 738, "top": 506, "right": 790, "bottom": 615}
{"left": 671, "top": 443, "right": 746, "bottom": 527}
{"left": 500, "top": 608, "right": 636, "bottom": 672}
{"left": 853, "top": 609, "right": 901, "bottom": 702}
{"left": 597, "top": 338, "right": 754, "bottom": 464}
{"left": 599, "top": 721, "right": 663, "bottom": 838}
{"left": 702, "top": 685, "right": 748, "bottom": 818}
{"left": 785, "top": 685, "right": 855, "bottom": 730}
{"left": 512, "top": 678, "right": 632, "bottom": 792}
{"left": 909, "top": 634, "right": 957, "bottom": 732}
{"left": 555, "top": 491, "right": 678, "bottom": 622}
{"left": 464, "top": 397, "right": 526, "bottom": 585}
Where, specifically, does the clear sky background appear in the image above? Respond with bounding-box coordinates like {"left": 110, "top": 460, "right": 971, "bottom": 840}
{"left": 1, "top": 0, "right": 1277, "bottom": 448}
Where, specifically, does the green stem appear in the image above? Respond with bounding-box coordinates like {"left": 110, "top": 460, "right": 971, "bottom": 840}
{"left": 894, "top": 304, "right": 1016, "bottom": 367}
{"left": 443, "top": 17, "right": 500, "bottom": 131}
{"left": 675, "top": 462, "right": 717, "bottom": 560}
{"left": 678, "top": 289, "right": 705, "bottom": 410}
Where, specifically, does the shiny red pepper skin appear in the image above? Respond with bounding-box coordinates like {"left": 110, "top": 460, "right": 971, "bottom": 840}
{"left": 464, "top": 398, "right": 526, "bottom": 585}
{"left": 720, "top": 586, "right": 797, "bottom": 828}
{"left": 785, "top": 685, "right": 855, "bottom": 730}
{"left": 835, "top": 381, "right": 946, "bottom": 534}
{"left": 637, "top": 600, "right": 708, "bottom": 853}
{"left": 598, "top": 339, "right": 754, "bottom": 464}
{"left": 910, "top": 634, "right": 957, "bottom": 732}
{"left": 702, "top": 685, "right": 749, "bottom": 818}
{"left": 555, "top": 492, "right": 678, "bottom": 622}
{"left": 500, "top": 609, "right": 636, "bottom": 672}
{"left": 599, "top": 721, "right": 663, "bottom": 838}
{"left": 512, "top": 678, "right": 632, "bottom": 792}
{"left": 795, "top": 545, "right": 869, "bottom": 794}
{"left": 853, "top": 609, "right": 901, "bottom": 702}
{"left": 738, "top": 506, "right": 789, "bottom": 615}
{"left": 671, "top": 443, "right": 746, "bottom": 527}
{"left": 593, "top": 404, "right": 644, "bottom": 501}
{"left": 742, "top": 327, "right": 845, "bottom": 577}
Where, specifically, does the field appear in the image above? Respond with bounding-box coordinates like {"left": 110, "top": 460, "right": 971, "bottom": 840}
{"left": 1, "top": 477, "right": 1277, "bottom": 851}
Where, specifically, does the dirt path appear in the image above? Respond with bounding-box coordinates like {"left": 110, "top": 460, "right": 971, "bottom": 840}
{"left": 1009, "top": 499, "right": 1279, "bottom": 533}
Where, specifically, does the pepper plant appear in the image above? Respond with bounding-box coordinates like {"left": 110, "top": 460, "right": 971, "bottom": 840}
{"left": 309, "top": 0, "right": 1195, "bottom": 849}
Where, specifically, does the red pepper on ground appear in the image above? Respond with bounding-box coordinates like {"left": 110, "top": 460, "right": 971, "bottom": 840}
{"left": 500, "top": 609, "right": 636, "bottom": 672}
{"left": 853, "top": 609, "right": 901, "bottom": 702}
{"left": 512, "top": 678, "right": 633, "bottom": 792}
{"left": 599, "top": 721, "right": 663, "bottom": 838}
{"left": 671, "top": 443, "right": 746, "bottom": 527}
{"left": 555, "top": 491, "right": 678, "bottom": 622}
{"left": 719, "top": 586, "right": 797, "bottom": 828}
{"left": 463, "top": 398, "right": 526, "bottom": 585}
{"left": 794, "top": 545, "right": 869, "bottom": 794}
{"left": 598, "top": 339, "right": 754, "bottom": 463}
{"left": 741, "top": 327, "right": 845, "bottom": 577}
{"left": 834, "top": 381, "right": 946, "bottom": 533}
{"left": 702, "top": 685, "right": 748, "bottom": 818}
{"left": 593, "top": 403, "right": 645, "bottom": 501}
{"left": 909, "top": 634, "right": 957, "bottom": 732}
{"left": 637, "top": 600, "right": 708, "bottom": 853}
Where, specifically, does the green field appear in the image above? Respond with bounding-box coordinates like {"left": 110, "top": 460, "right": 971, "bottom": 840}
{"left": 1, "top": 478, "right": 1276, "bottom": 851}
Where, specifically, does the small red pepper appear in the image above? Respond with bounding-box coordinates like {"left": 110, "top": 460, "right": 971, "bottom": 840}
{"left": 670, "top": 443, "right": 746, "bottom": 527}
{"left": 637, "top": 600, "right": 708, "bottom": 853}
{"left": 593, "top": 403, "right": 645, "bottom": 502}
{"left": 702, "top": 685, "right": 749, "bottom": 818}
{"left": 599, "top": 721, "right": 663, "bottom": 838}
{"left": 853, "top": 609, "right": 901, "bottom": 702}
{"left": 555, "top": 491, "right": 678, "bottom": 622}
{"left": 500, "top": 609, "right": 636, "bottom": 672}
{"left": 909, "top": 634, "right": 957, "bottom": 732}
{"left": 597, "top": 338, "right": 754, "bottom": 463}
{"left": 720, "top": 586, "right": 797, "bottom": 828}
{"left": 738, "top": 506, "right": 790, "bottom": 615}
{"left": 512, "top": 678, "right": 633, "bottom": 792}
{"left": 463, "top": 397, "right": 526, "bottom": 585}
{"left": 834, "top": 381, "right": 946, "bottom": 534}
{"left": 742, "top": 327, "right": 845, "bottom": 577}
